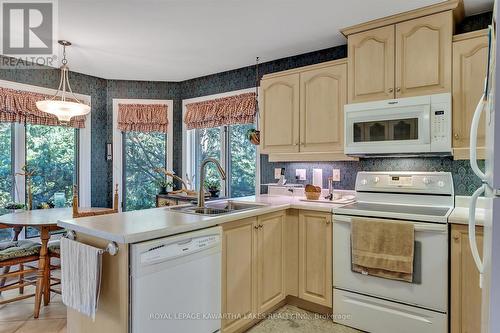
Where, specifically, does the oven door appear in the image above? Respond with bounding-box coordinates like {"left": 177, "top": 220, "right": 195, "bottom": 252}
{"left": 332, "top": 215, "right": 448, "bottom": 312}
{"left": 344, "top": 99, "right": 431, "bottom": 155}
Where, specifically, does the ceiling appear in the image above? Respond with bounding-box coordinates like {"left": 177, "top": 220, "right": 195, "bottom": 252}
{"left": 56, "top": 0, "right": 493, "bottom": 82}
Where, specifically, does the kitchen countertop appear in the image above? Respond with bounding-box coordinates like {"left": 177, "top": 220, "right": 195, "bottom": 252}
{"left": 448, "top": 196, "right": 486, "bottom": 226}
{"left": 57, "top": 193, "right": 353, "bottom": 244}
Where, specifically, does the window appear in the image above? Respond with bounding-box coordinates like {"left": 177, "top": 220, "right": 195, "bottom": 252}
{"left": 0, "top": 123, "right": 13, "bottom": 241}
{"left": 189, "top": 124, "right": 257, "bottom": 198}
{"left": 123, "top": 131, "right": 167, "bottom": 211}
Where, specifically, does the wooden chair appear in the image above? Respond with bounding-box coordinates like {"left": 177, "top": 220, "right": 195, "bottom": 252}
{"left": 0, "top": 239, "right": 41, "bottom": 306}
{"left": 46, "top": 185, "right": 120, "bottom": 298}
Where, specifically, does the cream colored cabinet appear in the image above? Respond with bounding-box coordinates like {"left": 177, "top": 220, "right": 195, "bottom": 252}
{"left": 452, "top": 30, "right": 489, "bottom": 160}
{"left": 256, "top": 211, "right": 286, "bottom": 313}
{"left": 298, "top": 211, "right": 332, "bottom": 307}
{"left": 348, "top": 25, "right": 395, "bottom": 103}
{"left": 260, "top": 60, "right": 350, "bottom": 161}
{"left": 260, "top": 74, "right": 300, "bottom": 154}
{"left": 451, "top": 224, "right": 483, "bottom": 333}
{"left": 221, "top": 217, "right": 258, "bottom": 333}
{"left": 300, "top": 63, "right": 347, "bottom": 153}
{"left": 221, "top": 212, "right": 286, "bottom": 332}
{"left": 347, "top": 11, "right": 452, "bottom": 103}
{"left": 395, "top": 11, "right": 452, "bottom": 98}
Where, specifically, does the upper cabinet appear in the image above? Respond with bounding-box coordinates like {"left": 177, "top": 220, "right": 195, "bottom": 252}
{"left": 452, "top": 30, "right": 489, "bottom": 160}
{"left": 347, "top": 11, "right": 453, "bottom": 103}
{"left": 395, "top": 11, "right": 452, "bottom": 98}
{"left": 348, "top": 26, "right": 395, "bottom": 103}
{"left": 260, "top": 74, "right": 300, "bottom": 154}
{"left": 260, "top": 60, "right": 351, "bottom": 161}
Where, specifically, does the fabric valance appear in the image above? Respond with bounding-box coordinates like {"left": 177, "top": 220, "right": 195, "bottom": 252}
{"left": 184, "top": 92, "right": 256, "bottom": 130}
{"left": 117, "top": 103, "right": 169, "bottom": 133}
{"left": 0, "top": 87, "right": 87, "bottom": 128}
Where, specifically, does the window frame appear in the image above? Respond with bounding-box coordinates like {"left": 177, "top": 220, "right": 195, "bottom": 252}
{"left": 0, "top": 79, "right": 92, "bottom": 239}
{"left": 112, "top": 99, "right": 174, "bottom": 211}
{"left": 182, "top": 88, "right": 261, "bottom": 198}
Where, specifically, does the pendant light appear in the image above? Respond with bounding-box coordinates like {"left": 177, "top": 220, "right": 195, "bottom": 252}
{"left": 36, "top": 40, "right": 90, "bottom": 122}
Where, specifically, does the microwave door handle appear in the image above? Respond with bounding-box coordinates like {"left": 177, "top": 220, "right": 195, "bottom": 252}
{"left": 468, "top": 184, "right": 486, "bottom": 288}
{"left": 469, "top": 92, "right": 487, "bottom": 181}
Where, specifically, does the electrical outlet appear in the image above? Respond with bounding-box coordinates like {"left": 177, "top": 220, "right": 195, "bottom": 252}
{"left": 332, "top": 169, "right": 341, "bottom": 182}
{"left": 295, "top": 169, "right": 307, "bottom": 181}
{"left": 274, "top": 168, "right": 282, "bottom": 180}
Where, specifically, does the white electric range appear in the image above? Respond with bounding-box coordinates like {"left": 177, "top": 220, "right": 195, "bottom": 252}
{"left": 332, "top": 171, "right": 454, "bottom": 333}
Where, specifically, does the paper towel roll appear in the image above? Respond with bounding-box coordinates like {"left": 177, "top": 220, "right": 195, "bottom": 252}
{"left": 313, "top": 169, "right": 322, "bottom": 188}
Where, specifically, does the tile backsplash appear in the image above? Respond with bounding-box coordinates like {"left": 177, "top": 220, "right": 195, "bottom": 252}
{"left": 260, "top": 155, "right": 484, "bottom": 196}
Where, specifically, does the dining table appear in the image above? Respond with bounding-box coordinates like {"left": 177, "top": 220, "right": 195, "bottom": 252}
{"left": 0, "top": 207, "right": 110, "bottom": 318}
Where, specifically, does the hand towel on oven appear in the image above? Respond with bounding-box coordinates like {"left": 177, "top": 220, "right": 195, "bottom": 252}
{"left": 60, "top": 237, "right": 103, "bottom": 320}
{"left": 351, "top": 218, "right": 414, "bottom": 282}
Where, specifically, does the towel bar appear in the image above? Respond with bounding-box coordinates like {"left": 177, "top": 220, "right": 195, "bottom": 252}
{"left": 64, "top": 230, "right": 119, "bottom": 256}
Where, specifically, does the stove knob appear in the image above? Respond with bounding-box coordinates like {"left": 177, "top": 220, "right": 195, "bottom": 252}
{"left": 373, "top": 177, "right": 380, "bottom": 184}
{"left": 422, "top": 177, "right": 431, "bottom": 185}
{"left": 437, "top": 181, "right": 445, "bottom": 188}
{"left": 361, "top": 179, "right": 368, "bottom": 185}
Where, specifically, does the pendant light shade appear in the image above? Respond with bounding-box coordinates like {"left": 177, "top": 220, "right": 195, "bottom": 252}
{"left": 36, "top": 40, "right": 90, "bottom": 122}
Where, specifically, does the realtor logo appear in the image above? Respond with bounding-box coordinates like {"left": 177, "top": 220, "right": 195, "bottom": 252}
{"left": 1, "top": 0, "right": 55, "bottom": 55}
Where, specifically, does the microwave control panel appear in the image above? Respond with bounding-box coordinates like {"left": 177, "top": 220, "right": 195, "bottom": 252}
{"left": 430, "top": 94, "right": 451, "bottom": 152}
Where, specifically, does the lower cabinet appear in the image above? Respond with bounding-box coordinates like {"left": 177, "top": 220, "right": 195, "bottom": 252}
{"left": 298, "top": 211, "right": 333, "bottom": 307}
{"left": 451, "top": 224, "right": 483, "bottom": 333}
{"left": 221, "top": 211, "right": 286, "bottom": 333}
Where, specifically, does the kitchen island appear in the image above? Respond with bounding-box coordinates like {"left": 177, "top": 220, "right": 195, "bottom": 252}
{"left": 57, "top": 194, "right": 351, "bottom": 333}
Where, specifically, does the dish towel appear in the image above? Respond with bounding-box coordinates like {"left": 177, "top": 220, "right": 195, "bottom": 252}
{"left": 351, "top": 218, "right": 415, "bottom": 282}
{"left": 61, "top": 237, "right": 103, "bottom": 320}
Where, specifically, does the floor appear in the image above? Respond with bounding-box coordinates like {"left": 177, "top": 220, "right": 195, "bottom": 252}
{"left": 0, "top": 286, "right": 66, "bottom": 333}
{"left": 0, "top": 288, "right": 360, "bottom": 333}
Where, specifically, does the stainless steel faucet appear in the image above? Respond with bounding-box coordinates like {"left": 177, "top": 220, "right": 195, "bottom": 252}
{"left": 198, "top": 158, "right": 227, "bottom": 208}
{"left": 325, "top": 176, "right": 334, "bottom": 201}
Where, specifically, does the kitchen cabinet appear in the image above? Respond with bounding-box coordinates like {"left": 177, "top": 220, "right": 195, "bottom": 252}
{"left": 221, "top": 211, "right": 286, "bottom": 332}
{"left": 348, "top": 25, "right": 395, "bottom": 103}
{"left": 298, "top": 211, "right": 332, "bottom": 307}
{"left": 347, "top": 11, "right": 452, "bottom": 103}
{"left": 395, "top": 11, "right": 452, "bottom": 98}
{"left": 260, "top": 74, "right": 300, "bottom": 154}
{"left": 452, "top": 30, "right": 489, "bottom": 160}
{"left": 300, "top": 63, "right": 347, "bottom": 153}
{"left": 221, "top": 217, "right": 258, "bottom": 333}
{"left": 451, "top": 224, "right": 483, "bottom": 333}
{"left": 260, "top": 60, "right": 351, "bottom": 161}
{"left": 256, "top": 211, "right": 286, "bottom": 313}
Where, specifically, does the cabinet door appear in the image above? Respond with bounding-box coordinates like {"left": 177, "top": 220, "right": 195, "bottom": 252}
{"left": 348, "top": 25, "right": 395, "bottom": 103}
{"left": 221, "top": 218, "right": 258, "bottom": 333}
{"left": 256, "top": 211, "right": 286, "bottom": 313}
{"left": 452, "top": 33, "right": 489, "bottom": 159}
{"left": 300, "top": 63, "right": 347, "bottom": 153}
{"left": 395, "top": 11, "right": 452, "bottom": 98}
{"left": 260, "top": 74, "right": 300, "bottom": 154}
{"left": 451, "top": 225, "right": 483, "bottom": 333}
{"left": 298, "top": 211, "right": 332, "bottom": 307}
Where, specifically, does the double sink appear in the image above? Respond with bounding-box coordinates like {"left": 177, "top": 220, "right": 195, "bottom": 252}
{"left": 170, "top": 200, "right": 267, "bottom": 216}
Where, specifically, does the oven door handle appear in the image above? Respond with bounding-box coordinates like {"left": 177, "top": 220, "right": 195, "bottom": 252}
{"left": 333, "top": 215, "right": 448, "bottom": 233}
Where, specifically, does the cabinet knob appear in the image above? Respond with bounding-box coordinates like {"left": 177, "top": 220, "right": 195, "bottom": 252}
{"left": 254, "top": 225, "right": 259, "bottom": 230}
{"left": 453, "top": 234, "right": 460, "bottom": 242}
{"left": 259, "top": 224, "right": 263, "bottom": 229}
{"left": 396, "top": 87, "right": 401, "bottom": 92}
{"left": 388, "top": 88, "right": 394, "bottom": 93}
{"left": 326, "top": 219, "right": 331, "bottom": 224}
{"left": 454, "top": 133, "right": 460, "bottom": 140}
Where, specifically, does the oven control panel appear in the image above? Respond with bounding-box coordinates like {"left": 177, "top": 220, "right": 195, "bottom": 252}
{"left": 355, "top": 172, "right": 454, "bottom": 195}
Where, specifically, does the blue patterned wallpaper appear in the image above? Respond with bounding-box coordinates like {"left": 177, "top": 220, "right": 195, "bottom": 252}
{"left": 260, "top": 156, "right": 485, "bottom": 196}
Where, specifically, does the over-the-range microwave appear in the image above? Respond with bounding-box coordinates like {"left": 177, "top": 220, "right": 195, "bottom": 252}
{"left": 344, "top": 93, "right": 451, "bottom": 156}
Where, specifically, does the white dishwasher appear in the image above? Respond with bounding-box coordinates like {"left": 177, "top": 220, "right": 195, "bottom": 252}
{"left": 131, "top": 226, "right": 221, "bottom": 333}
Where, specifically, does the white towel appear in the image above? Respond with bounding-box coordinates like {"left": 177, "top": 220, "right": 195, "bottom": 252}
{"left": 61, "top": 237, "right": 103, "bottom": 321}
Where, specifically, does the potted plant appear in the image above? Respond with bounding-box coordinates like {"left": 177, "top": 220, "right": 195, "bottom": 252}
{"left": 204, "top": 180, "right": 221, "bottom": 198}
{"left": 155, "top": 178, "right": 173, "bottom": 195}
{"left": 4, "top": 202, "right": 26, "bottom": 213}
